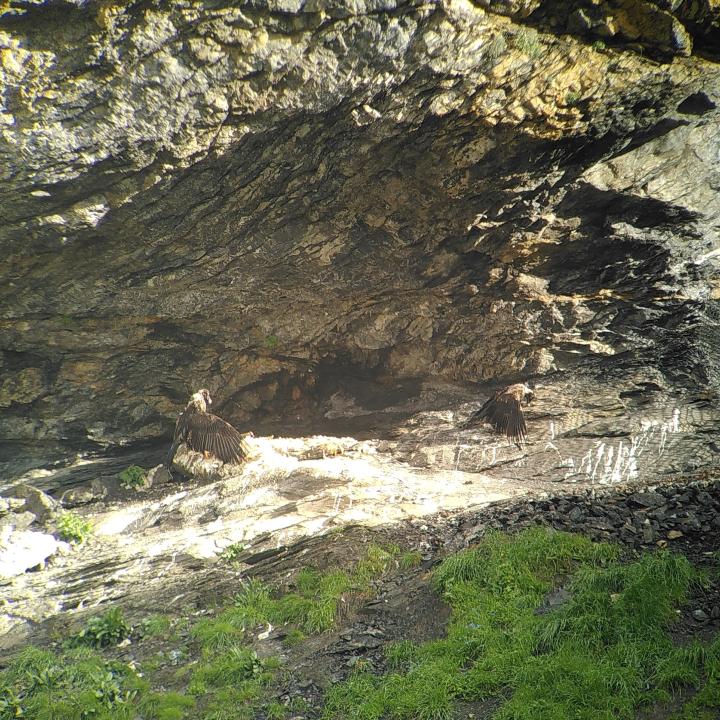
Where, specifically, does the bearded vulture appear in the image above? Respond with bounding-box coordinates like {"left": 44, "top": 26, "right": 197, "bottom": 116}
{"left": 164, "top": 389, "right": 252, "bottom": 469}
{"left": 461, "top": 383, "right": 535, "bottom": 446}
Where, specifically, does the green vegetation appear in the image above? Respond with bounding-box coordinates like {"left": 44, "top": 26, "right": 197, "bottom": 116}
{"left": 323, "top": 527, "right": 714, "bottom": 720}
{"left": 0, "top": 543, "right": 402, "bottom": 720}
{"left": 118, "top": 464, "right": 147, "bottom": 490}
{"left": 55, "top": 511, "right": 93, "bottom": 544}
{"left": 219, "top": 541, "right": 248, "bottom": 564}
{"left": 515, "top": 28, "right": 542, "bottom": 59}
{"left": 0, "top": 645, "right": 191, "bottom": 720}
{"left": 181, "top": 545, "right": 398, "bottom": 719}
{"left": 565, "top": 89, "right": 582, "bottom": 106}
{"left": 69, "top": 607, "right": 131, "bottom": 649}
{"left": 139, "top": 614, "right": 173, "bottom": 638}
{"left": 188, "top": 646, "right": 267, "bottom": 695}
{"left": 7, "top": 531, "right": 719, "bottom": 720}
{"left": 592, "top": 39, "right": 607, "bottom": 51}
{"left": 399, "top": 550, "right": 423, "bottom": 570}
{"left": 671, "top": 653, "right": 720, "bottom": 719}
{"left": 198, "top": 544, "right": 399, "bottom": 639}
{"left": 263, "top": 334, "right": 279, "bottom": 350}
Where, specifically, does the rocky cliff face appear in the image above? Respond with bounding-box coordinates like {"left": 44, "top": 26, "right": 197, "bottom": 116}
{"left": 1, "top": 0, "right": 719, "bottom": 480}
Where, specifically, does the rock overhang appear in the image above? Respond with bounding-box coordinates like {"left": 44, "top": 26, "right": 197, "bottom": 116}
{"left": 0, "top": 0, "right": 719, "bottom": 478}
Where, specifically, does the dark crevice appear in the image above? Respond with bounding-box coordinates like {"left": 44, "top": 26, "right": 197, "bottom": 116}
{"left": 677, "top": 91, "right": 717, "bottom": 116}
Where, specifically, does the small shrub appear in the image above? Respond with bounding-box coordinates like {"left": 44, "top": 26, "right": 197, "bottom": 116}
{"left": 565, "top": 90, "right": 582, "bottom": 106}
{"left": 56, "top": 511, "right": 93, "bottom": 544}
{"left": 71, "top": 607, "right": 131, "bottom": 648}
{"left": 592, "top": 39, "right": 606, "bottom": 51}
{"left": 263, "top": 335, "right": 279, "bottom": 350}
{"left": 220, "top": 542, "right": 248, "bottom": 563}
{"left": 118, "top": 465, "right": 147, "bottom": 490}
{"left": 515, "top": 27, "right": 542, "bottom": 58}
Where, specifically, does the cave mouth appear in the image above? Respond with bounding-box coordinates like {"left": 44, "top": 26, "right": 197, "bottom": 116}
{"left": 2, "top": 102, "right": 718, "bottom": 485}
{"left": 240, "top": 354, "right": 431, "bottom": 440}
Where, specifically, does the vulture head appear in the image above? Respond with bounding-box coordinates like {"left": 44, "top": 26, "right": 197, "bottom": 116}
{"left": 190, "top": 388, "right": 212, "bottom": 412}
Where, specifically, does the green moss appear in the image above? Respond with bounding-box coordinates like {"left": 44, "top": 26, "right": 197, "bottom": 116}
{"left": 324, "top": 527, "right": 706, "bottom": 720}
{"left": 56, "top": 511, "right": 93, "bottom": 544}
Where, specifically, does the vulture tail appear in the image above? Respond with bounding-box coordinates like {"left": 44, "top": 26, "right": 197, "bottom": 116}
{"left": 458, "top": 399, "right": 492, "bottom": 429}
{"left": 164, "top": 439, "right": 182, "bottom": 470}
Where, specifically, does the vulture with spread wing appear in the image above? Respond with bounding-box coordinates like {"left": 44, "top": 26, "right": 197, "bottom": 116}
{"left": 460, "top": 383, "right": 535, "bottom": 447}
{"left": 164, "top": 389, "right": 252, "bottom": 470}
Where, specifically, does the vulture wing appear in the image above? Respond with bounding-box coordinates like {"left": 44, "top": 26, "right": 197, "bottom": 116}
{"left": 461, "top": 388, "right": 528, "bottom": 445}
{"left": 184, "top": 412, "right": 252, "bottom": 464}
{"left": 164, "top": 406, "right": 196, "bottom": 469}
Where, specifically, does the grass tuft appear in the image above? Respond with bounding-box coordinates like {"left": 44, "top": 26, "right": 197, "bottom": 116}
{"left": 139, "top": 614, "right": 173, "bottom": 639}
{"left": 515, "top": 27, "right": 542, "bottom": 58}
{"left": 188, "top": 646, "right": 266, "bottom": 694}
{"left": 233, "top": 544, "right": 398, "bottom": 635}
{"left": 565, "top": 89, "right": 582, "bottom": 106}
